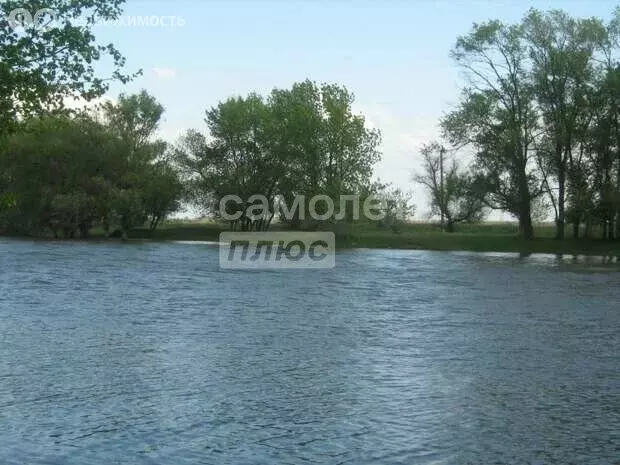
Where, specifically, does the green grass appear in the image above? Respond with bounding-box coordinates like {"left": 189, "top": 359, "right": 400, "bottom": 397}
{"left": 339, "top": 231, "right": 619, "bottom": 255}
{"left": 127, "top": 223, "right": 224, "bottom": 241}
{"left": 4, "top": 220, "right": 617, "bottom": 256}
{"left": 122, "top": 220, "right": 620, "bottom": 256}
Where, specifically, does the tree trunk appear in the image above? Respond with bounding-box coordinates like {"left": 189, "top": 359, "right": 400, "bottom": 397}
{"left": 79, "top": 222, "right": 90, "bottom": 238}
{"left": 572, "top": 220, "right": 579, "bottom": 240}
{"left": 556, "top": 159, "right": 566, "bottom": 240}
{"left": 517, "top": 174, "right": 534, "bottom": 241}
{"left": 289, "top": 208, "right": 301, "bottom": 230}
{"left": 584, "top": 217, "right": 592, "bottom": 239}
{"left": 519, "top": 215, "right": 534, "bottom": 240}
{"left": 266, "top": 211, "right": 275, "bottom": 230}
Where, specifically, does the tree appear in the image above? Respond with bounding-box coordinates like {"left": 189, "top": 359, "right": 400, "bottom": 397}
{"left": 0, "top": 91, "right": 182, "bottom": 239}
{"left": 142, "top": 161, "right": 184, "bottom": 231}
{"left": 443, "top": 20, "right": 540, "bottom": 239}
{"left": 102, "top": 90, "right": 164, "bottom": 155}
{"left": 369, "top": 181, "right": 415, "bottom": 232}
{"left": 172, "top": 129, "right": 215, "bottom": 216}
{"left": 588, "top": 66, "right": 620, "bottom": 239}
{"left": 0, "top": 0, "right": 139, "bottom": 134}
{"left": 175, "top": 81, "right": 381, "bottom": 231}
{"left": 414, "top": 142, "right": 486, "bottom": 232}
{"left": 101, "top": 90, "right": 178, "bottom": 237}
{"left": 206, "top": 94, "right": 278, "bottom": 231}
{"left": 0, "top": 114, "right": 128, "bottom": 237}
{"left": 270, "top": 80, "right": 381, "bottom": 227}
{"left": 524, "top": 9, "right": 607, "bottom": 239}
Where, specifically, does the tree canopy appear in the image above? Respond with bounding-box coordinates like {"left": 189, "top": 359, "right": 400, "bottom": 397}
{"left": 175, "top": 80, "right": 382, "bottom": 231}
{"left": 425, "top": 7, "right": 620, "bottom": 239}
{"left": 1, "top": 2, "right": 619, "bottom": 242}
{"left": 0, "top": 0, "right": 140, "bottom": 134}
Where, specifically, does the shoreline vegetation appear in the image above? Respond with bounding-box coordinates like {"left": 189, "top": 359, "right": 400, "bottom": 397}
{"left": 3, "top": 220, "right": 620, "bottom": 258}
{"left": 1, "top": 5, "right": 620, "bottom": 249}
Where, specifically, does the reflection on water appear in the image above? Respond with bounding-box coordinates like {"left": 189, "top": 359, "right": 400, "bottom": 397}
{"left": 0, "top": 239, "right": 619, "bottom": 464}
{"left": 458, "top": 250, "right": 620, "bottom": 272}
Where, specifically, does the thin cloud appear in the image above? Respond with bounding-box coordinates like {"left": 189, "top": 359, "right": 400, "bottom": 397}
{"left": 152, "top": 67, "right": 177, "bottom": 80}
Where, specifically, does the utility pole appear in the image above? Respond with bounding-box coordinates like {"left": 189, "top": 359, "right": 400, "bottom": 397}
{"left": 439, "top": 146, "right": 445, "bottom": 232}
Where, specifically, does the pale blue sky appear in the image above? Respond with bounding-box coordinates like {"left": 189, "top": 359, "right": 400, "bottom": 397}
{"left": 91, "top": 0, "right": 618, "bottom": 218}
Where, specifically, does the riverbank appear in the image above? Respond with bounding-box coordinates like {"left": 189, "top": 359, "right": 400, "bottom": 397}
{"left": 3, "top": 221, "right": 620, "bottom": 256}
{"left": 128, "top": 222, "right": 620, "bottom": 256}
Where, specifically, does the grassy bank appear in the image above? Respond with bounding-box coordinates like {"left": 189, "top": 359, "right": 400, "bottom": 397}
{"left": 3, "top": 221, "right": 619, "bottom": 256}
{"left": 121, "top": 221, "right": 620, "bottom": 257}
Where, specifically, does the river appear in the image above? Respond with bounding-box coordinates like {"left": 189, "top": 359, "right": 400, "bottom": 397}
{"left": 0, "top": 239, "right": 618, "bottom": 464}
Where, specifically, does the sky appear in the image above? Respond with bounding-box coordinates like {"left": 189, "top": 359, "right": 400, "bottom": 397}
{"left": 87, "top": 0, "right": 618, "bottom": 219}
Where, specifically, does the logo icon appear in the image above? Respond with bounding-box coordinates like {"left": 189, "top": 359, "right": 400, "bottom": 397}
{"left": 7, "top": 7, "right": 58, "bottom": 30}
{"left": 7, "top": 8, "right": 33, "bottom": 29}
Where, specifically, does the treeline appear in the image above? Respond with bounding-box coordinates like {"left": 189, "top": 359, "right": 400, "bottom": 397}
{"left": 1, "top": 1, "right": 619, "bottom": 240}
{"left": 416, "top": 8, "right": 620, "bottom": 240}
{"left": 0, "top": 83, "right": 410, "bottom": 237}
{"left": 0, "top": 92, "right": 183, "bottom": 238}
{"left": 1, "top": 2, "right": 407, "bottom": 238}
{"left": 173, "top": 80, "right": 412, "bottom": 231}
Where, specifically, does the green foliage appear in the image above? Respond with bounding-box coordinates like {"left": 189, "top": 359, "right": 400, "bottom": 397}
{"left": 415, "top": 143, "right": 486, "bottom": 232}
{"left": 0, "top": 0, "right": 139, "bottom": 134}
{"left": 2, "top": 2, "right": 619, "bottom": 245}
{"left": 175, "top": 80, "right": 382, "bottom": 231}
{"left": 440, "top": 7, "right": 620, "bottom": 240}
{"left": 369, "top": 181, "right": 415, "bottom": 233}
{"left": 443, "top": 17, "right": 539, "bottom": 239}
{"left": 0, "top": 114, "right": 128, "bottom": 236}
{"left": 142, "top": 161, "right": 185, "bottom": 231}
{"left": 102, "top": 90, "right": 164, "bottom": 154}
{"left": 0, "top": 91, "right": 183, "bottom": 238}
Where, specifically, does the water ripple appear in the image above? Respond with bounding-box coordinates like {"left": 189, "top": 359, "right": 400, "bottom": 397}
{"left": 0, "top": 239, "right": 619, "bottom": 464}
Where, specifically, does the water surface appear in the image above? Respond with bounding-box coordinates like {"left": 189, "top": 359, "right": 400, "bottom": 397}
{"left": 1, "top": 239, "right": 619, "bottom": 464}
